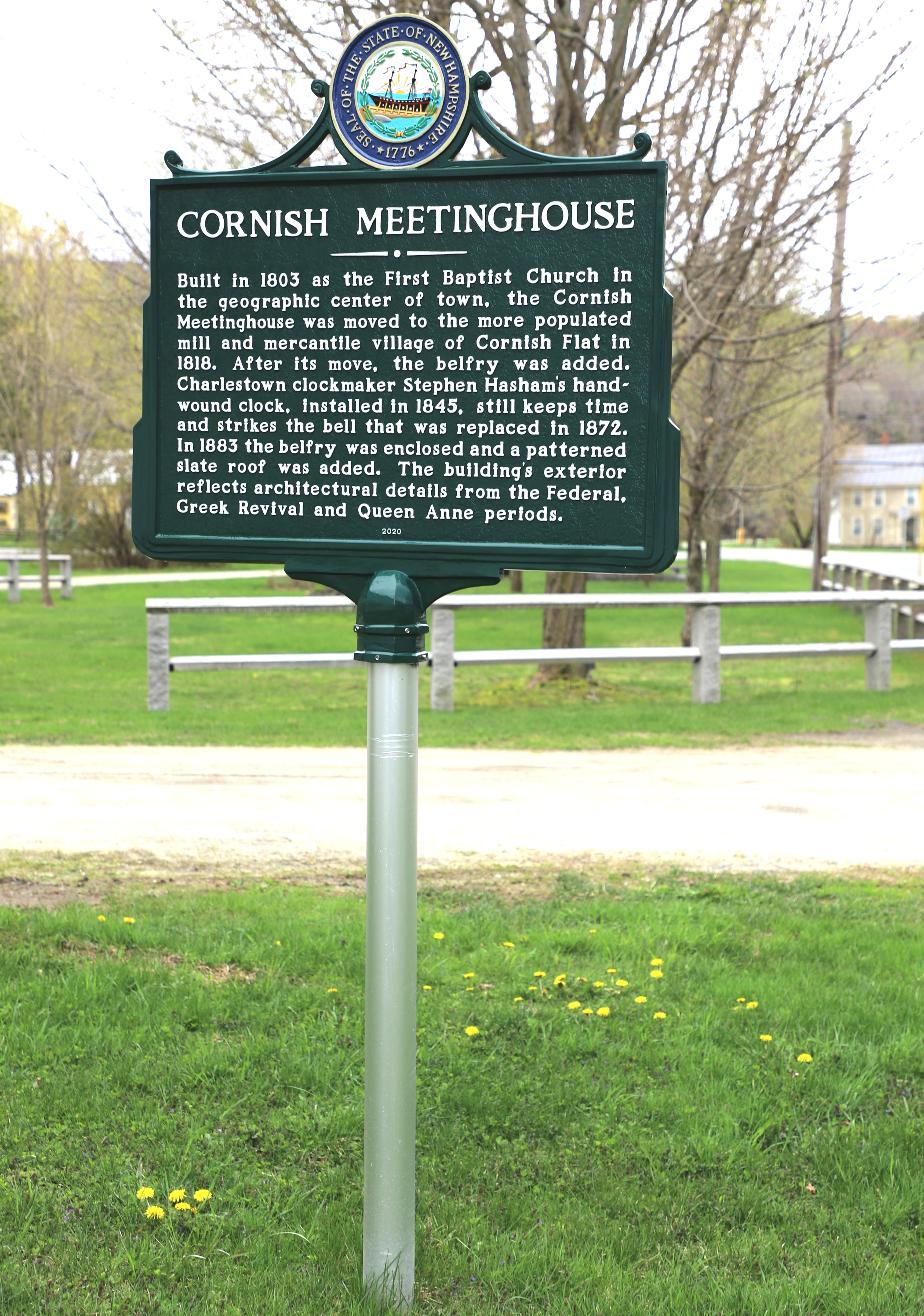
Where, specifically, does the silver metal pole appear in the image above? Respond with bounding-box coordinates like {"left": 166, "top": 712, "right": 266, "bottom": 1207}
{"left": 364, "top": 660, "right": 418, "bottom": 1308}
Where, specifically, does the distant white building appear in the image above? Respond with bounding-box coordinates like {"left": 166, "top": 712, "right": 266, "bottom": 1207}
{"left": 0, "top": 455, "right": 18, "bottom": 533}
{"left": 830, "top": 444, "right": 924, "bottom": 548}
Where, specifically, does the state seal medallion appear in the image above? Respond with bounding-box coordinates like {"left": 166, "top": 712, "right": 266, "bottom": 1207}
{"left": 330, "top": 15, "right": 469, "bottom": 169}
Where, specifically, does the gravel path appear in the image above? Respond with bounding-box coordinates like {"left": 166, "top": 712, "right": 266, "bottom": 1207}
{"left": 4, "top": 739, "right": 922, "bottom": 872}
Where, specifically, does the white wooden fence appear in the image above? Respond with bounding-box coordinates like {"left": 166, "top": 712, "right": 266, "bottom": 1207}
{"left": 145, "top": 589, "right": 924, "bottom": 712}
{"left": 1, "top": 551, "right": 73, "bottom": 602}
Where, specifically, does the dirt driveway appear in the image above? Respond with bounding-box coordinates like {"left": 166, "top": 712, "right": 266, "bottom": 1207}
{"left": 3, "top": 736, "right": 922, "bottom": 873}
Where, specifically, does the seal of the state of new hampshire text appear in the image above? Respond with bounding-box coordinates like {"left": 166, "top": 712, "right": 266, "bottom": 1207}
{"left": 330, "top": 15, "right": 469, "bottom": 169}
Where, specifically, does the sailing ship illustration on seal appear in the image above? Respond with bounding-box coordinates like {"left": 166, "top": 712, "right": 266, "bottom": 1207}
{"left": 358, "top": 48, "right": 442, "bottom": 138}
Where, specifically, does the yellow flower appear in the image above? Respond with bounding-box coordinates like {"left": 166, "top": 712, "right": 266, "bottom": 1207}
{"left": 589, "top": 927, "right": 597, "bottom": 934}
{"left": 513, "top": 996, "right": 524, "bottom": 1002}
{"left": 274, "top": 939, "right": 282, "bottom": 946}
{"left": 797, "top": 1052, "right": 813, "bottom": 1064}
{"left": 174, "top": 1201, "right": 193, "bottom": 1212}
{"left": 533, "top": 971, "right": 546, "bottom": 979}
{"left": 464, "top": 1026, "right": 480, "bottom": 1037}
{"left": 422, "top": 985, "right": 432, "bottom": 991}
{"left": 616, "top": 979, "right": 629, "bottom": 988}
{"left": 465, "top": 986, "right": 474, "bottom": 992}
{"left": 145, "top": 1205, "right": 165, "bottom": 1220}
{"left": 606, "top": 968, "right": 617, "bottom": 975}
{"left": 463, "top": 972, "right": 475, "bottom": 979}
{"left": 168, "top": 1189, "right": 186, "bottom": 1203}
{"left": 650, "top": 957, "right": 664, "bottom": 967}
{"left": 653, "top": 1011, "right": 667, "bottom": 1020}
{"left": 123, "top": 917, "right": 135, "bottom": 925}
{"left": 746, "top": 1001, "right": 758, "bottom": 1010}
{"left": 553, "top": 973, "right": 567, "bottom": 987}
{"left": 327, "top": 987, "right": 338, "bottom": 994}
{"left": 736, "top": 997, "right": 746, "bottom": 1003}
{"left": 593, "top": 981, "right": 604, "bottom": 988}
{"left": 759, "top": 1034, "right": 773, "bottom": 1042}
{"left": 582, "top": 1007, "right": 593, "bottom": 1015}
{"left": 528, "top": 985, "right": 537, "bottom": 991}
{"left": 634, "top": 995, "right": 647, "bottom": 1004}
{"left": 502, "top": 941, "right": 515, "bottom": 948}
{"left": 567, "top": 1001, "right": 582, "bottom": 1011}
{"left": 650, "top": 969, "right": 664, "bottom": 980}
{"left": 136, "top": 1186, "right": 155, "bottom": 1200}
{"left": 432, "top": 932, "right": 445, "bottom": 941}
{"left": 596, "top": 1006, "right": 611, "bottom": 1018}
{"left": 193, "top": 1189, "right": 212, "bottom": 1203}
{"left": 97, "top": 915, "right": 107, "bottom": 923}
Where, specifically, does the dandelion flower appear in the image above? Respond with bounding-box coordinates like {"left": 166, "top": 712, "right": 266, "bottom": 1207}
{"left": 616, "top": 979, "right": 629, "bottom": 988}
{"left": 759, "top": 1034, "right": 773, "bottom": 1043}
{"left": 422, "top": 985, "right": 432, "bottom": 992}
{"left": 593, "top": 981, "right": 605, "bottom": 989}
{"left": 466, "top": 986, "right": 474, "bottom": 992}
{"left": 533, "top": 971, "right": 546, "bottom": 979}
{"left": 463, "top": 972, "right": 475, "bottom": 980}
{"left": 650, "top": 969, "right": 664, "bottom": 980}
{"left": 736, "top": 997, "right": 746, "bottom": 1003}
{"left": 513, "top": 996, "right": 524, "bottom": 1002}
{"left": 502, "top": 941, "right": 515, "bottom": 949}
{"left": 145, "top": 1205, "right": 165, "bottom": 1220}
{"left": 746, "top": 1001, "right": 758, "bottom": 1010}
{"left": 797, "top": 1052, "right": 813, "bottom": 1064}
{"left": 174, "top": 1201, "right": 193, "bottom": 1213}
{"left": 432, "top": 932, "right": 445, "bottom": 941}
{"left": 136, "top": 1186, "right": 155, "bottom": 1201}
{"left": 97, "top": 915, "right": 107, "bottom": 923}
{"left": 589, "top": 927, "right": 598, "bottom": 934}
{"left": 653, "top": 1011, "right": 667, "bottom": 1020}
{"left": 193, "top": 1189, "right": 212, "bottom": 1203}
{"left": 606, "top": 968, "right": 618, "bottom": 975}
{"left": 168, "top": 1189, "right": 186, "bottom": 1203}
{"left": 327, "top": 987, "right": 338, "bottom": 994}
{"left": 650, "top": 957, "right": 664, "bottom": 967}
{"left": 596, "top": 1006, "right": 611, "bottom": 1018}
{"left": 567, "top": 1000, "right": 582, "bottom": 1011}
{"left": 274, "top": 939, "right": 282, "bottom": 946}
{"left": 528, "top": 985, "right": 537, "bottom": 992}
{"left": 582, "top": 1007, "right": 593, "bottom": 1015}
{"left": 123, "top": 917, "right": 136, "bottom": 925}
{"left": 464, "top": 1026, "right": 480, "bottom": 1037}
{"left": 634, "top": 995, "right": 647, "bottom": 1004}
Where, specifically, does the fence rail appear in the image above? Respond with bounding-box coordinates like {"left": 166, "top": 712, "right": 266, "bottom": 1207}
{"left": 145, "top": 588, "right": 924, "bottom": 712}
{"left": 1, "top": 552, "right": 73, "bottom": 603}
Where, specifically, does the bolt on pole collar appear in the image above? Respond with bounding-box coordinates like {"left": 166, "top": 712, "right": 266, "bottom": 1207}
{"left": 354, "top": 570, "right": 429, "bottom": 665}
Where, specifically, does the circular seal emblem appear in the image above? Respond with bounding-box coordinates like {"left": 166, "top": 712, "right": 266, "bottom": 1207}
{"left": 330, "top": 15, "right": 469, "bottom": 169}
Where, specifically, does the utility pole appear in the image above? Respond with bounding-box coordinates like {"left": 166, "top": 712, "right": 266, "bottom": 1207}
{"left": 812, "top": 119, "right": 852, "bottom": 590}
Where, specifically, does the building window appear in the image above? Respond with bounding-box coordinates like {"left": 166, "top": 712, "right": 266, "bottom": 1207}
{"left": 852, "top": 491, "right": 863, "bottom": 507}
{"left": 874, "top": 489, "right": 884, "bottom": 507}
{"left": 852, "top": 518, "right": 862, "bottom": 537}
{"left": 873, "top": 517, "right": 883, "bottom": 537}
{"left": 908, "top": 489, "right": 918, "bottom": 506}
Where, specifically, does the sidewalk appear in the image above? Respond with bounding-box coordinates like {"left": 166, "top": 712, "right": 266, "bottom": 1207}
{"left": 3, "top": 741, "right": 922, "bottom": 872}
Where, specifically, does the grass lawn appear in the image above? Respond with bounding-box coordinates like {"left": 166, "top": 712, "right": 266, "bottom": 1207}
{"left": 0, "top": 867, "right": 922, "bottom": 1313}
{"left": 1, "top": 560, "right": 923, "bottom": 749}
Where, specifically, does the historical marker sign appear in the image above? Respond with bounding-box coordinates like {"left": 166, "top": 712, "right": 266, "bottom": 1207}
{"left": 133, "top": 41, "right": 678, "bottom": 582}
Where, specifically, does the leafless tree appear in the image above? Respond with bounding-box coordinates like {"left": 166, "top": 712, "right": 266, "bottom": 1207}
{"left": 158, "top": 0, "right": 904, "bottom": 661}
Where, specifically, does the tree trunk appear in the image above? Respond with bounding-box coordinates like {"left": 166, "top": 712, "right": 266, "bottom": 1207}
{"left": 37, "top": 521, "right": 52, "bottom": 608}
{"left": 682, "top": 499, "right": 706, "bottom": 646}
{"left": 13, "top": 452, "right": 25, "bottom": 541}
{"left": 533, "top": 570, "right": 593, "bottom": 682}
{"left": 705, "top": 529, "right": 721, "bottom": 593}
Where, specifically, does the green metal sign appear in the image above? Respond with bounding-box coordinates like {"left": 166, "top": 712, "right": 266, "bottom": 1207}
{"left": 133, "top": 72, "right": 679, "bottom": 593}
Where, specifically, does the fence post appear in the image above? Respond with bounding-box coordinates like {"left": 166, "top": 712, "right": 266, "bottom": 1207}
{"left": 61, "top": 556, "right": 73, "bottom": 600}
{"left": 7, "top": 558, "right": 20, "bottom": 604}
{"left": 147, "top": 608, "right": 170, "bottom": 711}
{"left": 691, "top": 603, "right": 721, "bottom": 704}
{"left": 429, "top": 606, "right": 455, "bottom": 712}
{"left": 864, "top": 600, "right": 892, "bottom": 692}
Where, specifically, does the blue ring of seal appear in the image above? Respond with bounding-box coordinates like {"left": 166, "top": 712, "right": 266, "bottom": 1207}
{"left": 330, "top": 16, "right": 469, "bottom": 169}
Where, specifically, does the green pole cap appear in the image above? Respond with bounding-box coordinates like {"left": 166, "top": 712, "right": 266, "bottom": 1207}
{"left": 353, "top": 570, "right": 428, "bottom": 665}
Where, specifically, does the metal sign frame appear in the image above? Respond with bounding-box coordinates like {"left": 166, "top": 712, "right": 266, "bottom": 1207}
{"left": 133, "top": 70, "right": 679, "bottom": 594}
